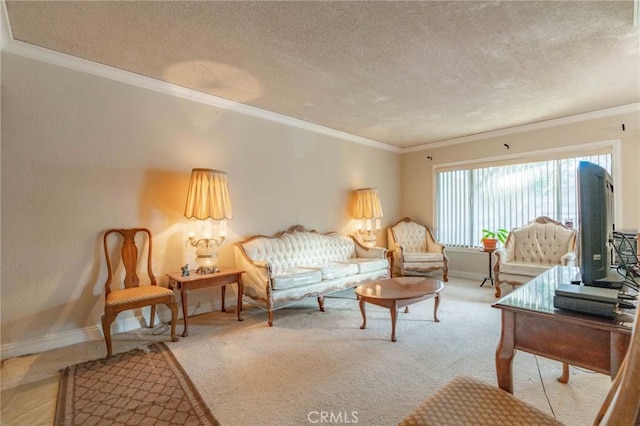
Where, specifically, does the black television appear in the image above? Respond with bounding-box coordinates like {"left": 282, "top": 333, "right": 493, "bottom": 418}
{"left": 577, "top": 161, "right": 623, "bottom": 288}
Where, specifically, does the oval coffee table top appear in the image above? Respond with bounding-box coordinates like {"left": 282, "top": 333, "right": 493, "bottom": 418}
{"left": 356, "top": 276, "right": 445, "bottom": 301}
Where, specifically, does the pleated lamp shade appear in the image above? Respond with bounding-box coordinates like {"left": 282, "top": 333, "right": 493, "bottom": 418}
{"left": 354, "top": 188, "right": 383, "bottom": 219}
{"left": 184, "top": 169, "right": 233, "bottom": 220}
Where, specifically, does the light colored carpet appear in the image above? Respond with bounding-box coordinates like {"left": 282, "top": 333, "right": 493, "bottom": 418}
{"left": 1, "top": 277, "right": 611, "bottom": 425}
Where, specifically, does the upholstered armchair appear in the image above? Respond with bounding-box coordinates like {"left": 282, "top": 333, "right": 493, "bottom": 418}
{"left": 494, "top": 216, "right": 577, "bottom": 297}
{"left": 388, "top": 217, "right": 448, "bottom": 281}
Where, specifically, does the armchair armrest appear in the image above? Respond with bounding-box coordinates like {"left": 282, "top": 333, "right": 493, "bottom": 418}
{"left": 428, "top": 241, "right": 446, "bottom": 254}
{"left": 494, "top": 248, "right": 509, "bottom": 264}
{"left": 560, "top": 252, "right": 576, "bottom": 267}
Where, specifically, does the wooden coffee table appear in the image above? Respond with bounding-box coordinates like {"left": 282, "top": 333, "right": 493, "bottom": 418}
{"left": 355, "top": 276, "right": 445, "bottom": 342}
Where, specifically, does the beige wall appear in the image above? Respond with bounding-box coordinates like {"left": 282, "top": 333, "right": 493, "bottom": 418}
{"left": 402, "top": 111, "right": 640, "bottom": 276}
{"left": 2, "top": 48, "right": 638, "bottom": 357}
{"left": 0, "top": 53, "right": 401, "bottom": 356}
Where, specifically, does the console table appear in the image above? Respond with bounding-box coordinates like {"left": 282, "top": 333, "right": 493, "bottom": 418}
{"left": 492, "top": 265, "right": 634, "bottom": 394}
{"left": 167, "top": 266, "right": 244, "bottom": 337}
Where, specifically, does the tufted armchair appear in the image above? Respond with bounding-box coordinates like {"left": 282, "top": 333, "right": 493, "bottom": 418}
{"left": 494, "top": 216, "right": 577, "bottom": 297}
{"left": 388, "top": 217, "right": 448, "bottom": 281}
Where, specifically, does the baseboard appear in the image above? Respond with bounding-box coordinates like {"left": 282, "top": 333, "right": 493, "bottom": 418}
{"left": 0, "top": 300, "right": 221, "bottom": 360}
{"left": 0, "top": 316, "right": 143, "bottom": 360}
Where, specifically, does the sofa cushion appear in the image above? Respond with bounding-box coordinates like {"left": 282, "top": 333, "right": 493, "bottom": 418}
{"left": 303, "top": 262, "right": 360, "bottom": 280}
{"left": 404, "top": 252, "right": 443, "bottom": 262}
{"left": 271, "top": 268, "right": 322, "bottom": 290}
{"left": 339, "top": 258, "right": 388, "bottom": 274}
{"left": 499, "top": 261, "right": 550, "bottom": 277}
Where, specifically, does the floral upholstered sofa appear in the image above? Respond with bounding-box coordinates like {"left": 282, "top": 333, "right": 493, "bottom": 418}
{"left": 234, "top": 225, "right": 390, "bottom": 326}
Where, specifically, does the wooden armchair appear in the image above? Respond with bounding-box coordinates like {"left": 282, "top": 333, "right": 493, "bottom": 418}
{"left": 388, "top": 217, "right": 448, "bottom": 281}
{"left": 102, "top": 228, "right": 179, "bottom": 358}
{"left": 399, "top": 305, "right": 640, "bottom": 425}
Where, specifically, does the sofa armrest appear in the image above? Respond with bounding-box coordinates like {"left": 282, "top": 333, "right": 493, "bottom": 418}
{"left": 560, "top": 252, "right": 576, "bottom": 267}
{"left": 354, "top": 243, "right": 387, "bottom": 259}
{"left": 234, "top": 245, "right": 273, "bottom": 295}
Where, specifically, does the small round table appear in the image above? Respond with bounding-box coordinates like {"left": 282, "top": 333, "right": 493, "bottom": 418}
{"left": 355, "top": 276, "right": 445, "bottom": 342}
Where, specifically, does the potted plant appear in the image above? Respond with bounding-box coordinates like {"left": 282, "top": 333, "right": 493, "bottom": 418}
{"left": 481, "top": 228, "right": 509, "bottom": 251}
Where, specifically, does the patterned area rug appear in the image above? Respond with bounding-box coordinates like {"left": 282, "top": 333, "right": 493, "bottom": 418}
{"left": 55, "top": 342, "right": 219, "bottom": 425}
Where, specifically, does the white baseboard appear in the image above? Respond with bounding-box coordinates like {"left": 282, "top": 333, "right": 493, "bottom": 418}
{"left": 0, "top": 301, "right": 221, "bottom": 360}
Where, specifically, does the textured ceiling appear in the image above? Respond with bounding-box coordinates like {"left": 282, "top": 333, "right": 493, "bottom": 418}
{"left": 5, "top": 1, "right": 640, "bottom": 149}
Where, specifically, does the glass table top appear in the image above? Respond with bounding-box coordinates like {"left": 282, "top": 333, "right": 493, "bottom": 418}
{"left": 492, "top": 265, "right": 635, "bottom": 330}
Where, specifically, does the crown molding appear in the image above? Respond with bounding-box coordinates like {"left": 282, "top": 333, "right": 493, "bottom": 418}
{"left": 1, "top": 37, "right": 402, "bottom": 154}
{"left": 403, "top": 103, "right": 640, "bottom": 153}
{"left": 1, "top": 28, "right": 636, "bottom": 155}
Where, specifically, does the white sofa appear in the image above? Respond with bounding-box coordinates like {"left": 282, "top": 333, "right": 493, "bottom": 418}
{"left": 494, "top": 216, "right": 577, "bottom": 297}
{"left": 234, "top": 225, "right": 390, "bottom": 326}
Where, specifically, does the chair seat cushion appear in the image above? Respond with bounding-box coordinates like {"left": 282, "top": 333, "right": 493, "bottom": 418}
{"left": 302, "top": 262, "right": 359, "bottom": 280}
{"left": 500, "top": 261, "right": 551, "bottom": 277}
{"left": 339, "top": 258, "right": 388, "bottom": 274}
{"left": 404, "top": 252, "right": 443, "bottom": 262}
{"left": 399, "top": 375, "right": 562, "bottom": 426}
{"left": 106, "top": 286, "right": 175, "bottom": 306}
{"left": 271, "top": 268, "right": 323, "bottom": 290}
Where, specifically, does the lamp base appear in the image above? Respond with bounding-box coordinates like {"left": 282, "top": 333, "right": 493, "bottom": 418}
{"left": 196, "top": 266, "right": 218, "bottom": 275}
{"left": 195, "top": 243, "right": 219, "bottom": 274}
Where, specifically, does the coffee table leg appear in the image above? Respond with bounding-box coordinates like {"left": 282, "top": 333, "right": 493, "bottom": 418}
{"left": 181, "top": 287, "right": 189, "bottom": 337}
{"left": 390, "top": 301, "right": 398, "bottom": 342}
{"left": 434, "top": 293, "right": 441, "bottom": 322}
{"left": 359, "top": 297, "right": 367, "bottom": 330}
{"left": 221, "top": 285, "right": 226, "bottom": 312}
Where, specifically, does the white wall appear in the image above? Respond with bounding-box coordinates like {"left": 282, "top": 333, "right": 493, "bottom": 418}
{"left": 401, "top": 111, "right": 640, "bottom": 278}
{"left": 0, "top": 52, "right": 401, "bottom": 358}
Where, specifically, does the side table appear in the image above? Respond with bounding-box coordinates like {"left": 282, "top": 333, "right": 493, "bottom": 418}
{"left": 166, "top": 266, "right": 244, "bottom": 337}
{"left": 480, "top": 249, "right": 495, "bottom": 287}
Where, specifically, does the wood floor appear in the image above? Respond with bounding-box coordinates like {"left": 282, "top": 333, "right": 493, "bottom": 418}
{"left": 1, "top": 375, "right": 58, "bottom": 425}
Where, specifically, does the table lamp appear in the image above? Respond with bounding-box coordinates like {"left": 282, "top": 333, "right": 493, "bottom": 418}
{"left": 354, "top": 188, "right": 383, "bottom": 246}
{"left": 184, "top": 168, "right": 232, "bottom": 274}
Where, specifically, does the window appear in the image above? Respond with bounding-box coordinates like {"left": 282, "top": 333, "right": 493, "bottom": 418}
{"left": 436, "top": 153, "right": 612, "bottom": 248}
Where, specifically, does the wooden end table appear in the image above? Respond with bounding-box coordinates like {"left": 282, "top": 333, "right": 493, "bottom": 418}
{"left": 355, "top": 276, "right": 445, "bottom": 342}
{"left": 166, "top": 266, "right": 244, "bottom": 337}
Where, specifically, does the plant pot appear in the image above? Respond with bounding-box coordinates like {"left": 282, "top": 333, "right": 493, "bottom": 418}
{"left": 482, "top": 238, "right": 498, "bottom": 251}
